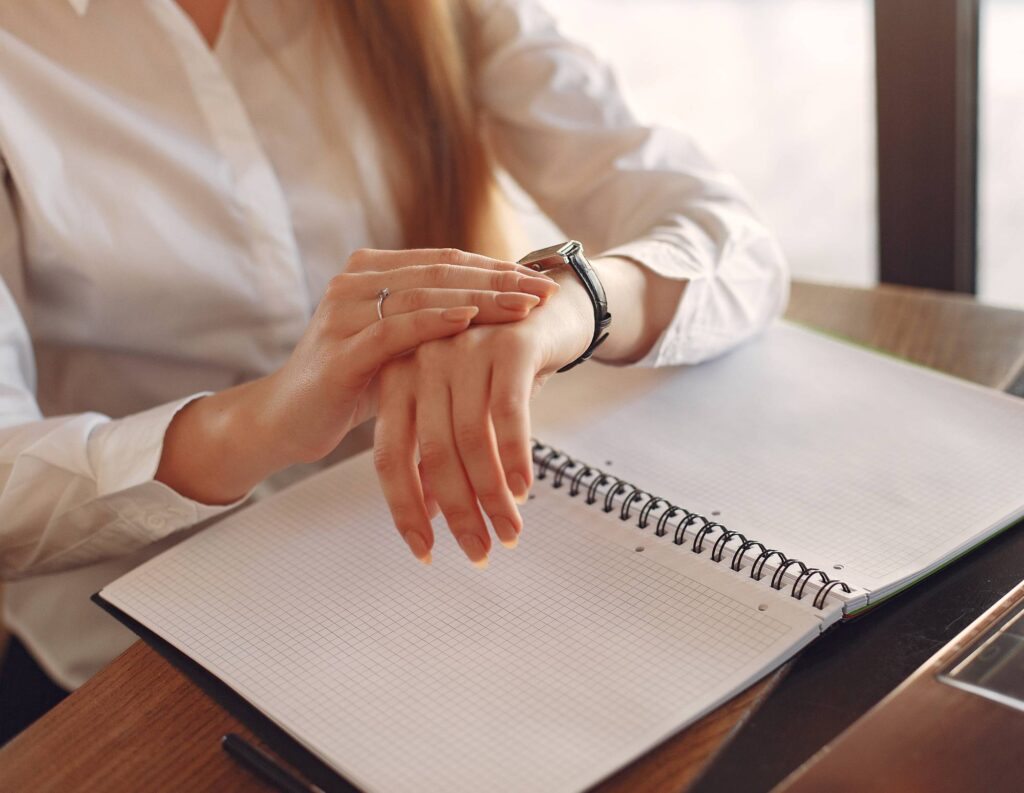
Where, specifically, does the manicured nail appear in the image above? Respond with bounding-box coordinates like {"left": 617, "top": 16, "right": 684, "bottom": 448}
{"left": 442, "top": 306, "right": 479, "bottom": 322}
{"left": 493, "top": 516, "right": 520, "bottom": 549}
{"left": 403, "top": 531, "right": 432, "bottom": 564}
{"left": 517, "top": 275, "right": 560, "bottom": 298}
{"left": 508, "top": 472, "right": 529, "bottom": 504}
{"left": 495, "top": 292, "right": 541, "bottom": 311}
{"left": 457, "top": 534, "right": 489, "bottom": 568}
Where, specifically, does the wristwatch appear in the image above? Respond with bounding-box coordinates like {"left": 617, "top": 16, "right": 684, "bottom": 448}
{"left": 517, "top": 240, "right": 611, "bottom": 372}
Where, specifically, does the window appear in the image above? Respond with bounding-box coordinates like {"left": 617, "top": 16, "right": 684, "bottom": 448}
{"left": 979, "top": 0, "right": 1024, "bottom": 308}
{"left": 525, "top": 0, "right": 877, "bottom": 287}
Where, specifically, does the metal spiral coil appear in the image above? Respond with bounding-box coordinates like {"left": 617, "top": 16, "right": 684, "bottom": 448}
{"left": 531, "top": 441, "right": 852, "bottom": 611}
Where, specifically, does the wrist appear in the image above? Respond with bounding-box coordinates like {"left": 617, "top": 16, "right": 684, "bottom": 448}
{"left": 239, "top": 372, "right": 318, "bottom": 470}
{"left": 538, "top": 266, "right": 594, "bottom": 373}
{"left": 588, "top": 255, "right": 680, "bottom": 364}
{"left": 156, "top": 377, "right": 288, "bottom": 504}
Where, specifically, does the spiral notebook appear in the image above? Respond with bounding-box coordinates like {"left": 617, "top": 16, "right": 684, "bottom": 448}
{"left": 96, "top": 323, "right": 1024, "bottom": 793}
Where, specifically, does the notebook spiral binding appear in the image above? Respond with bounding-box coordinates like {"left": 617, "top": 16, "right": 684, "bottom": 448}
{"left": 532, "top": 441, "right": 852, "bottom": 611}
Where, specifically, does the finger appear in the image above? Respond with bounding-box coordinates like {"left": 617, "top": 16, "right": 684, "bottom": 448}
{"left": 490, "top": 348, "right": 535, "bottom": 505}
{"left": 347, "top": 289, "right": 539, "bottom": 333}
{"left": 452, "top": 364, "right": 523, "bottom": 549}
{"left": 344, "top": 265, "right": 560, "bottom": 301}
{"left": 345, "top": 306, "right": 479, "bottom": 382}
{"left": 374, "top": 372, "right": 433, "bottom": 564}
{"left": 416, "top": 372, "right": 491, "bottom": 568}
{"left": 345, "top": 247, "right": 542, "bottom": 277}
{"left": 418, "top": 460, "right": 441, "bottom": 519}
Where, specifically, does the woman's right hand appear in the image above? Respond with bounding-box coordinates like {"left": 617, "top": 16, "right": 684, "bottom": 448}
{"left": 155, "top": 248, "right": 558, "bottom": 506}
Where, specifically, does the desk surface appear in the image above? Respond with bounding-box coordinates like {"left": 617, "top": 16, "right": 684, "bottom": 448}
{"left": 2, "top": 281, "right": 1023, "bottom": 793}
{"left": 775, "top": 578, "right": 1024, "bottom": 793}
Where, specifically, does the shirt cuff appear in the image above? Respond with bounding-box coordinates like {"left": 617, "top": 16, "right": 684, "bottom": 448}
{"left": 86, "top": 393, "right": 246, "bottom": 542}
{"left": 597, "top": 239, "right": 710, "bottom": 368}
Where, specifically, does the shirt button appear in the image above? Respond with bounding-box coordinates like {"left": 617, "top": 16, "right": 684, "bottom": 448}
{"left": 145, "top": 514, "right": 166, "bottom": 531}
{"left": 120, "top": 503, "right": 143, "bottom": 522}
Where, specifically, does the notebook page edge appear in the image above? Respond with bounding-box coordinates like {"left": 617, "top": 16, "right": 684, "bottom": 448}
{"left": 780, "top": 319, "right": 1024, "bottom": 408}
{"left": 861, "top": 502, "right": 1024, "bottom": 609}
{"left": 559, "top": 611, "right": 828, "bottom": 793}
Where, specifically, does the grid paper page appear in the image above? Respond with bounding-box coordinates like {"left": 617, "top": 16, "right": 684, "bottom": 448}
{"left": 101, "top": 452, "right": 824, "bottom": 793}
{"left": 532, "top": 322, "right": 1024, "bottom": 600}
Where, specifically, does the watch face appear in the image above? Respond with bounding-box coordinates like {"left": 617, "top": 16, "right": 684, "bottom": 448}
{"left": 517, "top": 240, "right": 582, "bottom": 271}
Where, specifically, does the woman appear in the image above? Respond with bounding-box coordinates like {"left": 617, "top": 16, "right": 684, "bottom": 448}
{"left": 0, "top": 0, "right": 787, "bottom": 741}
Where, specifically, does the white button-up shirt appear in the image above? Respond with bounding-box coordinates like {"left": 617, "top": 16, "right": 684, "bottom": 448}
{"left": 0, "top": 0, "right": 787, "bottom": 688}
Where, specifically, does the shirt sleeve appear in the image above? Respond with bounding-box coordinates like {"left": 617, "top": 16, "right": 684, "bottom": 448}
{"left": 0, "top": 166, "right": 239, "bottom": 581}
{"left": 470, "top": 0, "right": 790, "bottom": 366}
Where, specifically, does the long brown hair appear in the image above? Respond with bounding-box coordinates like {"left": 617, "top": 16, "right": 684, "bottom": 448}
{"left": 328, "top": 1, "right": 501, "bottom": 253}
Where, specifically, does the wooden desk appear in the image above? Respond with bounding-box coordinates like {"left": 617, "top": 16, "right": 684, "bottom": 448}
{"left": 775, "top": 579, "right": 1024, "bottom": 793}
{"left": 2, "top": 281, "right": 1023, "bottom": 792}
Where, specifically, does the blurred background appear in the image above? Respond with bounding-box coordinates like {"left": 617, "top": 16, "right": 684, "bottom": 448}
{"left": 512, "top": 0, "right": 1024, "bottom": 309}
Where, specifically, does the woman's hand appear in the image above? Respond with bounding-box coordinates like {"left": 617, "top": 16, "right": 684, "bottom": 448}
{"left": 155, "top": 248, "right": 557, "bottom": 506}
{"left": 373, "top": 264, "right": 596, "bottom": 566}
{"left": 260, "top": 249, "right": 558, "bottom": 466}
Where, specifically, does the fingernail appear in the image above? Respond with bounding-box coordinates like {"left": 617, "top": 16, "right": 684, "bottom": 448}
{"left": 508, "top": 472, "right": 529, "bottom": 503}
{"left": 403, "top": 531, "right": 432, "bottom": 564}
{"left": 493, "top": 516, "right": 520, "bottom": 549}
{"left": 495, "top": 292, "right": 541, "bottom": 311}
{"left": 457, "top": 534, "right": 489, "bottom": 568}
{"left": 442, "top": 306, "right": 479, "bottom": 322}
{"left": 518, "top": 276, "right": 559, "bottom": 297}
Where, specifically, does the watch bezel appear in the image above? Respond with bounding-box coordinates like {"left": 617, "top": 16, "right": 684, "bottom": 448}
{"left": 518, "top": 240, "right": 582, "bottom": 272}
{"left": 516, "top": 240, "right": 611, "bottom": 373}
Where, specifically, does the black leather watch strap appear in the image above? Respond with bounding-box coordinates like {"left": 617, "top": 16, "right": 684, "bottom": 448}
{"left": 517, "top": 240, "right": 611, "bottom": 372}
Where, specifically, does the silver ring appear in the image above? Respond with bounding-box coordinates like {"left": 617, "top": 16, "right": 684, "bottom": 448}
{"left": 376, "top": 287, "right": 390, "bottom": 321}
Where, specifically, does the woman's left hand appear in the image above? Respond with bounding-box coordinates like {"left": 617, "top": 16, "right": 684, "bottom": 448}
{"left": 372, "top": 265, "right": 596, "bottom": 566}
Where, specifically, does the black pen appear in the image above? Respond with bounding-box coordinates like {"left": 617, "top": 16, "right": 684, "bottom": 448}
{"left": 221, "top": 733, "right": 325, "bottom": 793}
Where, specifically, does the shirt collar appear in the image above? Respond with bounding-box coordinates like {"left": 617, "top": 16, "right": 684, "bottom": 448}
{"left": 67, "top": 0, "right": 90, "bottom": 15}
